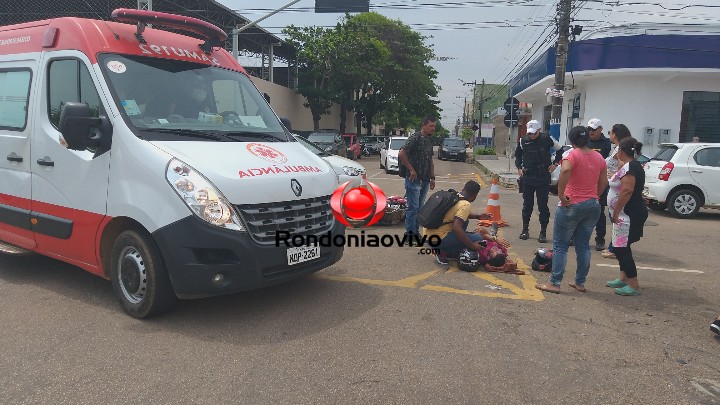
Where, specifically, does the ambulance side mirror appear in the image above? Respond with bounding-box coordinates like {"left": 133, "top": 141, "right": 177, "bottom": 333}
{"left": 59, "top": 102, "right": 112, "bottom": 152}
{"left": 280, "top": 117, "right": 292, "bottom": 131}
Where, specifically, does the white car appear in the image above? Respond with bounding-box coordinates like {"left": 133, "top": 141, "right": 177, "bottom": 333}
{"left": 294, "top": 135, "right": 365, "bottom": 187}
{"left": 549, "top": 145, "right": 650, "bottom": 194}
{"left": 380, "top": 136, "right": 408, "bottom": 174}
{"left": 643, "top": 142, "right": 720, "bottom": 218}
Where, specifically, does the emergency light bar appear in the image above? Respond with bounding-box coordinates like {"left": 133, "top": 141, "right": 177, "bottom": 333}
{"left": 111, "top": 8, "right": 228, "bottom": 53}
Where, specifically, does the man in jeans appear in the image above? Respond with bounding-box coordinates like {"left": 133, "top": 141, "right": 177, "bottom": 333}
{"left": 398, "top": 116, "right": 437, "bottom": 241}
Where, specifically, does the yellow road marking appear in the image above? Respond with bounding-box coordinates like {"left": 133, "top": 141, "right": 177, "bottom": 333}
{"left": 319, "top": 270, "right": 441, "bottom": 289}
{"left": 474, "top": 173, "right": 487, "bottom": 188}
{"left": 316, "top": 255, "right": 544, "bottom": 301}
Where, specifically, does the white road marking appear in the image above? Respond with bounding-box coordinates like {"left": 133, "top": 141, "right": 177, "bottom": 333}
{"left": 690, "top": 379, "right": 720, "bottom": 398}
{"left": 595, "top": 263, "right": 703, "bottom": 274}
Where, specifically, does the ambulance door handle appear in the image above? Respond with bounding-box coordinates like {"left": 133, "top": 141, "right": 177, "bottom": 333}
{"left": 37, "top": 157, "right": 55, "bottom": 167}
{"left": 7, "top": 154, "right": 23, "bottom": 163}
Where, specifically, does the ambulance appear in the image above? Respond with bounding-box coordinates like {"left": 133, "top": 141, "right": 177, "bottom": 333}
{"left": 0, "top": 9, "right": 345, "bottom": 318}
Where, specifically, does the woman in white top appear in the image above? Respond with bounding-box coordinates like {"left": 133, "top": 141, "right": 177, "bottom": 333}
{"left": 601, "top": 124, "right": 632, "bottom": 258}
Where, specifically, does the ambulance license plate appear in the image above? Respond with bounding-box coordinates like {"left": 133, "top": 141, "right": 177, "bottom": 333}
{"left": 287, "top": 246, "right": 320, "bottom": 265}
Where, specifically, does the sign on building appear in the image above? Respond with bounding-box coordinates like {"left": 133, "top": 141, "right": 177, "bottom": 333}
{"left": 572, "top": 93, "right": 581, "bottom": 119}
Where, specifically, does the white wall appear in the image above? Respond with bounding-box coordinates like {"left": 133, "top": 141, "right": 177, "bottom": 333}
{"left": 251, "top": 77, "right": 353, "bottom": 132}
{"left": 522, "top": 71, "right": 720, "bottom": 157}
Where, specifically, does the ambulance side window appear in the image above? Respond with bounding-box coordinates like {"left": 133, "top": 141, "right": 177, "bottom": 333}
{"left": 48, "top": 59, "right": 102, "bottom": 129}
{"left": 0, "top": 69, "right": 32, "bottom": 131}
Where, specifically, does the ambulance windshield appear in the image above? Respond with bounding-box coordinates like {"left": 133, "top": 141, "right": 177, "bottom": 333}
{"left": 98, "top": 54, "right": 289, "bottom": 142}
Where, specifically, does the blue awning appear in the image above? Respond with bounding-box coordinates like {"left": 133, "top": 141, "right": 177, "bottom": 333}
{"left": 510, "top": 34, "right": 720, "bottom": 96}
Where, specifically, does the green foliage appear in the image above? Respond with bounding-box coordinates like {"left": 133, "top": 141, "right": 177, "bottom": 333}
{"left": 474, "top": 147, "right": 496, "bottom": 156}
{"left": 286, "top": 13, "right": 440, "bottom": 132}
{"left": 434, "top": 120, "right": 449, "bottom": 138}
{"left": 283, "top": 26, "right": 335, "bottom": 130}
{"left": 460, "top": 127, "right": 473, "bottom": 140}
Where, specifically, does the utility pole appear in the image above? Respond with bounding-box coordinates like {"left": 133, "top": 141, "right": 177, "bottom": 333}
{"left": 456, "top": 95, "right": 467, "bottom": 126}
{"left": 460, "top": 79, "right": 478, "bottom": 147}
{"left": 477, "top": 79, "right": 485, "bottom": 147}
{"left": 550, "top": 0, "right": 573, "bottom": 141}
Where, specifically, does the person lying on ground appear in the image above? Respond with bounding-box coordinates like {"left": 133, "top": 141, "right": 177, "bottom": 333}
{"left": 423, "top": 181, "right": 508, "bottom": 264}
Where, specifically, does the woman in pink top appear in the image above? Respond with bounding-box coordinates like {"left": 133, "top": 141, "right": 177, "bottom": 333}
{"left": 536, "top": 126, "right": 608, "bottom": 294}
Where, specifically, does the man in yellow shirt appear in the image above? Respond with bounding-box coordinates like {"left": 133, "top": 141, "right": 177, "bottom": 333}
{"left": 423, "top": 181, "right": 510, "bottom": 264}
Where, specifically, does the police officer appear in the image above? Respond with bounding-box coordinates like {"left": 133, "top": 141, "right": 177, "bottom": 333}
{"left": 515, "top": 120, "right": 562, "bottom": 243}
{"left": 586, "top": 118, "right": 612, "bottom": 250}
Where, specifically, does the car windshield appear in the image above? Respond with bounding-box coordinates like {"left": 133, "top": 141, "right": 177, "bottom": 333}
{"left": 444, "top": 139, "right": 465, "bottom": 147}
{"left": 294, "top": 135, "right": 329, "bottom": 157}
{"left": 389, "top": 139, "right": 407, "bottom": 150}
{"left": 307, "top": 133, "right": 336, "bottom": 143}
{"left": 98, "top": 54, "right": 289, "bottom": 142}
{"left": 652, "top": 146, "right": 678, "bottom": 162}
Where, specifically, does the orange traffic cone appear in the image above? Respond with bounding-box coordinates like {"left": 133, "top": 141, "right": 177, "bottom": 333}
{"left": 477, "top": 177, "right": 508, "bottom": 227}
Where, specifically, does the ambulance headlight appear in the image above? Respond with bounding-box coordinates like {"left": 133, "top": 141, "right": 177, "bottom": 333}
{"left": 166, "top": 159, "right": 245, "bottom": 231}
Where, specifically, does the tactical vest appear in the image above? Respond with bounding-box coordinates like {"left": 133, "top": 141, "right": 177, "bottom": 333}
{"left": 520, "top": 134, "right": 551, "bottom": 174}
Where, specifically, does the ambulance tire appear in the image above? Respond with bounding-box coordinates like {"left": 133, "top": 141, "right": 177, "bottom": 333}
{"left": 110, "top": 229, "right": 177, "bottom": 319}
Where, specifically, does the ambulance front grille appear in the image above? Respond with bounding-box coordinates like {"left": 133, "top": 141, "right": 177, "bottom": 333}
{"left": 235, "top": 196, "right": 334, "bottom": 245}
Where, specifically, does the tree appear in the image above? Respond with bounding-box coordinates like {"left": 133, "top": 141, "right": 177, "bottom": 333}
{"left": 327, "top": 22, "right": 389, "bottom": 134}
{"left": 337, "top": 13, "right": 440, "bottom": 135}
{"left": 460, "top": 127, "right": 474, "bottom": 141}
{"left": 283, "top": 26, "right": 335, "bottom": 130}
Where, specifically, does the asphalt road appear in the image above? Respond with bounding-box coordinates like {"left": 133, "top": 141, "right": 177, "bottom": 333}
{"left": 1, "top": 151, "right": 719, "bottom": 404}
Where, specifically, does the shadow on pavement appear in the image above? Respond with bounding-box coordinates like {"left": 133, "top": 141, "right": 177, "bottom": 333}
{"left": 0, "top": 253, "right": 383, "bottom": 344}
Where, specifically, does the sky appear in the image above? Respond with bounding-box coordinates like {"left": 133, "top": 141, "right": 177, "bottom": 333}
{"left": 216, "top": 0, "right": 720, "bottom": 128}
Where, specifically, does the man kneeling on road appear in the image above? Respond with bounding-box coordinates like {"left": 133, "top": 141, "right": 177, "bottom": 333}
{"left": 423, "top": 181, "right": 511, "bottom": 267}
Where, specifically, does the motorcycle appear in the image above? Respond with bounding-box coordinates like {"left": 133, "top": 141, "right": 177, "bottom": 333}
{"left": 362, "top": 144, "right": 375, "bottom": 157}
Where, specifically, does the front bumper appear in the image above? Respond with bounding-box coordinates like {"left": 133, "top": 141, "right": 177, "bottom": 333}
{"left": 387, "top": 159, "right": 399, "bottom": 172}
{"left": 338, "top": 174, "right": 362, "bottom": 188}
{"left": 440, "top": 150, "right": 466, "bottom": 160}
{"left": 152, "top": 216, "right": 345, "bottom": 298}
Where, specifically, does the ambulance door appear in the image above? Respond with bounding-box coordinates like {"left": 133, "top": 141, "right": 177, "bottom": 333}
{"left": 0, "top": 62, "right": 35, "bottom": 250}
{"left": 31, "top": 52, "right": 111, "bottom": 268}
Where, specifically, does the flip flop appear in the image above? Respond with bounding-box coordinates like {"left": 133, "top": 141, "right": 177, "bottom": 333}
{"left": 535, "top": 283, "right": 561, "bottom": 294}
{"left": 569, "top": 283, "right": 586, "bottom": 292}
{"left": 504, "top": 269, "right": 526, "bottom": 275}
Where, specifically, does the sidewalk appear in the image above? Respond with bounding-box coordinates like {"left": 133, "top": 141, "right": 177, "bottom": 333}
{"left": 474, "top": 155, "right": 519, "bottom": 189}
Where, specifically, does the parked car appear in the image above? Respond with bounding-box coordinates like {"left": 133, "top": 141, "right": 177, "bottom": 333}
{"left": 342, "top": 134, "right": 362, "bottom": 160}
{"left": 307, "top": 130, "right": 344, "bottom": 156}
{"left": 380, "top": 136, "right": 409, "bottom": 174}
{"left": 643, "top": 142, "right": 720, "bottom": 218}
{"left": 360, "top": 135, "right": 388, "bottom": 155}
{"left": 549, "top": 145, "right": 572, "bottom": 195}
{"left": 438, "top": 137, "right": 467, "bottom": 161}
{"left": 549, "top": 145, "right": 650, "bottom": 195}
{"left": 293, "top": 135, "right": 365, "bottom": 187}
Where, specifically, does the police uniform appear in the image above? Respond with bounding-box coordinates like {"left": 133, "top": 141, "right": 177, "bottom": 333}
{"left": 514, "top": 129, "right": 561, "bottom": 242}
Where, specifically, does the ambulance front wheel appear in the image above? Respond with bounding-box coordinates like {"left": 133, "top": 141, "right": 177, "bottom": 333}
{"left": 110, "top": 229, "right": 177, "bottom": 318}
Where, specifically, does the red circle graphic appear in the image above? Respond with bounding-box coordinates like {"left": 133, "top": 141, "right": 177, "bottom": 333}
{"left": 342, "top": 187, "right": 375, "bottom": 220}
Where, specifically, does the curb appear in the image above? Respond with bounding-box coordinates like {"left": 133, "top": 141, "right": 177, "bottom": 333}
{"left": 474, "top": 158, "right": 519, "bottom": 190}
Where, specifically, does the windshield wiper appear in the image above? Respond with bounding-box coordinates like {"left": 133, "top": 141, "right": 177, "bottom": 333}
{"left": 225, "top": 132, "right": 286, "bottom": 142}
{"left": 142, "top": 128, "right": 233, "bottom": 142}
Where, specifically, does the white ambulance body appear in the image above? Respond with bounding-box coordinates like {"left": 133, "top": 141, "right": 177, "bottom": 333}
{"left": 0, "top": 9, "right": 344, "bottom": 318}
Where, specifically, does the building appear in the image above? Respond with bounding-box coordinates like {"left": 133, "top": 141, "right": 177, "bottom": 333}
{"left": 0, "top": 0, "right": 351, "bottom": 132}
{"left": 509, "top": 24, "right": 720, "bottom": 156}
